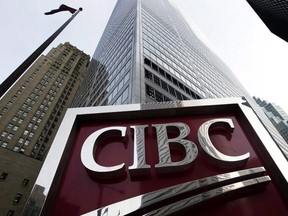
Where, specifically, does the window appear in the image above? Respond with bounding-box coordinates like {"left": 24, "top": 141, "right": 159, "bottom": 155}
{"left": 2, "top": 107, "right": 8, "bottom": 113}
{"left": 13, "top": 193, "right": 22, "bottom": 204}
{"left": 155, "top": 90, "right": 163, "bottom": 102}
{"left": 161, "top": 80, "right": 168, "bottom": 91}
{"left": 0, "top": 172, "right": 8, "bottom": 180}
{"left": 153, "top": 76, "right": 161, "bottom": 86}
{"left": 20, "top": 148, "right": 25, "bottom": 154}
{"left": 7, "top": 133, "right": 13, "bottom": 140}
{"left": 146, "top": 85, "right": 154, "bottom": 97}
{"left": 1, "top": 131, "right": 7, "bottom": 137}
{"left": 13, "top": 146, "right": 19, "bottom": 152}
{"left": 145, "top": 69, "right": 153, "bottom": 80}
{"left": 1, "top": 142, "right": 8, "bottom": 148}
{"left": 22, "top": 179, "right": 29, "bottom": 187}
{"left": 168, "top": 86, "right": 176, "bottom": 97}
{"left": 22, "top": 103, "right": 28, "bottom": 109}
{"left": 24, "top": 140, "right": 30, "bottom": 146}
{"left": 29, "top": 132, "right": 34, "bottom": 138}
{"left": 152, "top": 62, "right": 158, "bottom": 71}
{"left": 7, "top": 210, "right": 15, "bottom": 216}
{"left": 13, "top": 126, "right": 18, "bottom": 131}
{"left": 144, "top": 57, "right": 151, "bottom": 66}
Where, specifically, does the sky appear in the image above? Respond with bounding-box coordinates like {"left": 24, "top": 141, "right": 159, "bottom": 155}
{"left": 1, "top": 0, "right": 288, "bottom": 112}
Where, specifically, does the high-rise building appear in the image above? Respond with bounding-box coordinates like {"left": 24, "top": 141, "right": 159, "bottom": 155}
{"left": 0, "top": 42, "right": 90, "bottom": 215}
{"left": 72, "top": 0, "right": 288, "bottom": 160}
{"left": 246, "top": 0, "right": 288, "bottom": 42}
{"left": 73, "top": 0, "right": 248, "bottom": 107}
{"left": 254, "top": 97, "right": 288, "bottom": 143}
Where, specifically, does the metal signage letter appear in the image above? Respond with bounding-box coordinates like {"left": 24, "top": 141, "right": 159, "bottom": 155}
{"left": 198, "top": 118, "right": 250, "bottom": 167}
{"left": 81, "top": 127, "right": 127, "bottom": 178}
{"left": 153, "top": 123, "right": 198, "bottom": 173}
{"left": 129, "top": 125, "right": 151, "bottom": 176}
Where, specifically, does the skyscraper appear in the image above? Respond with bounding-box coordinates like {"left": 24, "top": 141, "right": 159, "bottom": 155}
{"left": 73, "top": 0, "right": 288, "bottom": 158}
{"left": 247, "top": 0, "right": 288, "bottom": 42}
{"left": 0, "top": 42, "right": 90, "bottom": 215}
{"left": 73, "top": 0, "right": 246, "bottom": 107}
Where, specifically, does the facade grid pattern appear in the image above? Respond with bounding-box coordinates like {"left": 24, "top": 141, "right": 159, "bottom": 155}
{"left": 0, "top": 42, "right": 90, "bottom": 215}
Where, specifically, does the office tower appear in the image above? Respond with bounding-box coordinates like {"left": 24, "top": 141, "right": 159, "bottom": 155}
{"left": 73, "top": 0, "right": 288, "bottom": 158}
{"left": 0, "top": 42, "right": 90, "bottom": 215}
{"left": 247, "top": 0, "right": 288, "bottom": 42}
{"left": 254, "top": 97, "right": 288, "bottom": 143}
{"left": 73, "top": 0, "right": 248, "bottom": 107}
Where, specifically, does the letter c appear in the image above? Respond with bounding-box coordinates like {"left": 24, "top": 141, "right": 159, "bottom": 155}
{"left": 81, "top": 127, "right": 126, "bottom": 178}
{"left": 198, "top": 119, "right": 250, "bottom": 167}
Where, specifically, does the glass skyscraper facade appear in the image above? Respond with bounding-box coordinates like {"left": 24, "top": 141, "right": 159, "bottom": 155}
{"left": 73, "top": 0, "right": 246, "bottom": 107}
{"left": 73, "top": 0, "right": 288, "bottom": 159}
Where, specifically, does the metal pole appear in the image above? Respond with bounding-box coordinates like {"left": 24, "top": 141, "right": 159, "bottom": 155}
{"left": 0, "top": 8, "right": 82, "bottom": 98}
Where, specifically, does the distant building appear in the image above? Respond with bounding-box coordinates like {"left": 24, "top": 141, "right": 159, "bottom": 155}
{"left": 247, "top": 0, "right": 288, "bottom": 42}
{"left": 0, "top": 42, "right": 90, "bottom": 215}
{"left": 254, "top": 97, "right": 288, "bottom": 144}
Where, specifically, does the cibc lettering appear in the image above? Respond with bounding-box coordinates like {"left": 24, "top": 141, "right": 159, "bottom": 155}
{"left": 81, "top": 119, "right": 250, "bottom": 179}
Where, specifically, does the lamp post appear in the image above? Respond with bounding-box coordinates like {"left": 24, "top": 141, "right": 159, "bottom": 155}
{"left": 0, "top": 7, "right": 82, "bottom": 98}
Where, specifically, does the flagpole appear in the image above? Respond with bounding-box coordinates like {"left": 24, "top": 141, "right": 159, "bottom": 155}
{"left": 0, "top": 8, "right": 83, "bottom": 98}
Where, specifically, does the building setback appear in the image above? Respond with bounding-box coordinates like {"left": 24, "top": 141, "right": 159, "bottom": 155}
{"left": 254, "top": 97, "right": 288, "bottom": 144}
{"left": 72, "top": 0, "right": 288, "bottom": 158}
{"left": 0, "top": 42, "right": 90, "bottom": 215}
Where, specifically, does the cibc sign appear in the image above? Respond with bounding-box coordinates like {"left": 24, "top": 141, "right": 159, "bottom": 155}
{"left": 81, "top": 119, "right": 250, "bottom": 179}
{"left": 26, "top": 99, "right": 288, "bottom": 216}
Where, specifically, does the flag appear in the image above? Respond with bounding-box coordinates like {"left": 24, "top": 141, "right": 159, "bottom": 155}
{"left": 45, "top": 4, "right": 77, "bottom": 15}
